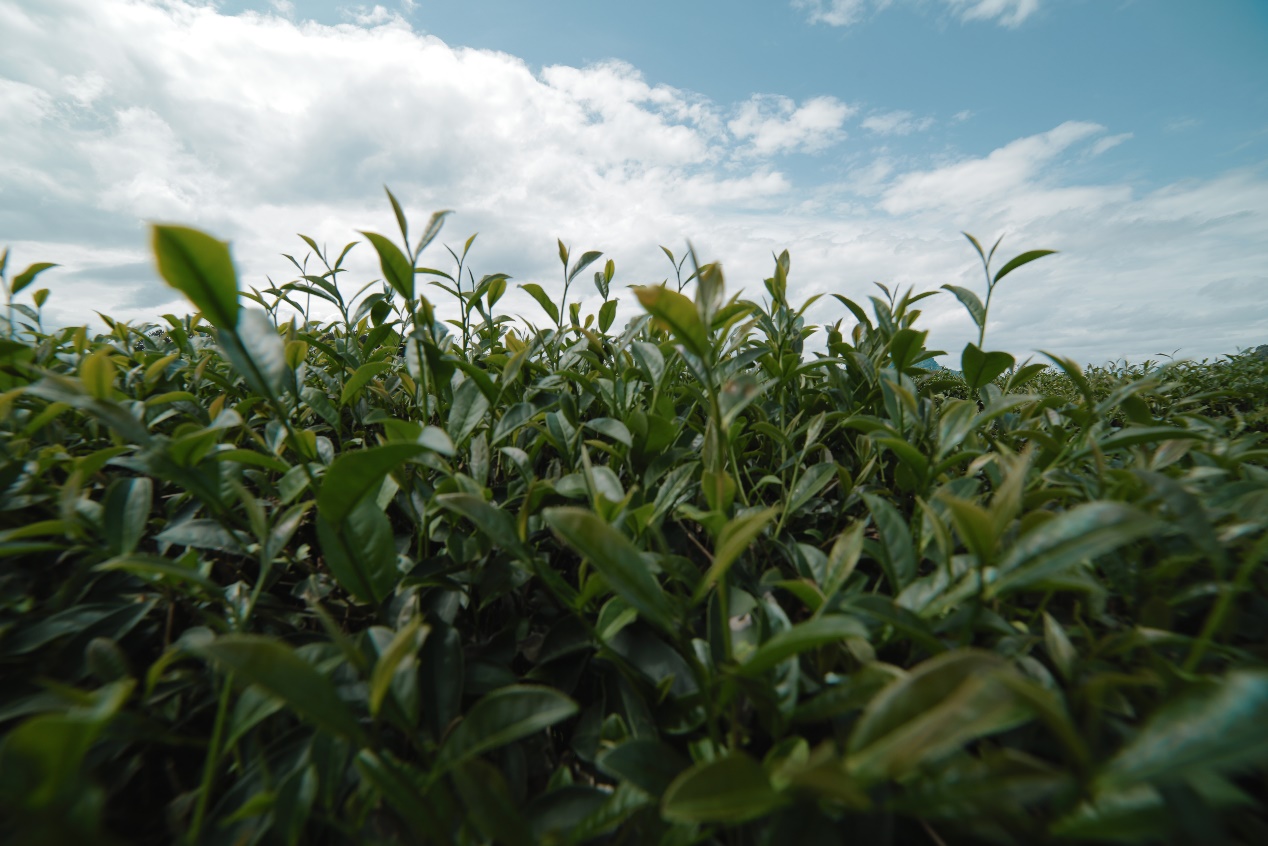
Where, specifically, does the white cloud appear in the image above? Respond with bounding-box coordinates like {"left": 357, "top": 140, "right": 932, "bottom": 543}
{"left": 795, "top": 0, "right": 1040, "bottom": 28}
{"left": 1089, "top": 132, "right": 1132, "bottom": 156}
{"left": 862, "top": 110, "right": 935, "bottom": 136}
{"left": 951, "top": 109, "right": 973, "bottom": 123}
{"left": 881, "top": 121, "right": 1111, "bottom": 216}
{"left": 942, "top": 0, "right": 1040, "bottom": 27}
{"left": 729, "top": 95, "right": 855, "bottom": 156}
{"left": 791, "top": 0, "right": 876, "bottom": 27}
{"left": 0, "top": 0, "right": 1265, "bottom": 366}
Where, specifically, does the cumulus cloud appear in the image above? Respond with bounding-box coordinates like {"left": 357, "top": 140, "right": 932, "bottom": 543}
{"left": 728, "top": 95, "right": 855, "bottom": 156}
{"left": 0, "top": 0, "right": 1265, "bottom": 365}
{"left": 862, "top": 110, "right": 935, "bottom": 136}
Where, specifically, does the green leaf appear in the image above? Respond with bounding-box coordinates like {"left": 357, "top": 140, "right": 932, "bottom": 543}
{"left": 413, "top": 209, "right": 452, "bottom": 258}
{"left": 598, "top": 299, "right": 617, "bottom": 333}
{"left": 543, "top": 507, "right": 677, "bottom": 635}
{"left": 821, "top": 521, "right": 865, "bottom": 604}
{"left": 340, "top": 360, "right": 392, "bottom": 406}
{"left": 583, "top": 417, "right": 632, "bottom": 448}
{"left": 369, "top": 616, "right": 429, "bottom": 719}
{"left": 385, "top": 186, "right": 409, "bottom": 244}
{"left": 739, "top": 615, "right": 868, "bottom": 676}
{"left": 661, "top": 753, "right": 788, "bottom": 824}
{"left": 518, "top": 283, "right": 559, "bottom": 325}
{"left": 435, "top": 685, "right": 578, "bottom": 772}
{"left": 151, "top": 225, "right": 239, "bottom": 330}
{"left": 435, "top": 493, "right": 531, "bottom": 563}
{"left": 862, "top": 493, "right": 917, "bottom": 589}
{"left": 316, "top": 500, "right": 398, "bottom": 605}
{"left": 994, "top": 249, "right": 1056, "bottom": 285}
{"left": 1096, "top": 670, "right": 1268, "bottom": 792}
{"left": 940, "top": 284, "right": 986, "bottom": 330}
{"left": 634, "top": 285, "right": 710, "bottom": 361}
{"left": 103, "top": 477, "right": 152, "bottom": 555}
{"left": 1043, "top": 612, "right": 1078, "bottom": 682}
{"left": 192, "top": 635, "right": 365, "bottom": 742}
{"left": 360, "top": 230, "right": 415, "bottom": 300}
{"left": 94, "top": 554, "right": 219, "bottom": 592}
{"left": 318, "top": 443, "right": 427, "bottom": 524}
{"left": 993, "top": 502, "right": 1158, "bottom": 596}
{"left": 847, "top": 650, "right": 1033, "bottom": 784}
{"left": 220, "top": 308, "right": 288, "bottom": 399}
{"left": 447, "top": 376, "right": 490, "bottom": 446}
{"left": 693, "top": 506, "right": 779, "bottom": 603}
{"left": 598, "top": 740, "right": 691, "bottom": 797}
{"left": 11, "top": 262, "right": 57, "bottom": 297}
{"left": 787, "top": 462, "right": 836, "bottom": 517}
{"left": 451, "top": 759, "right": 534, "bottom": 846}
{"left": 568, "top": 250, "right": 603, "bottom": 284}
{"left": 961, "top": 343, "right": 1015, "bottom": 390}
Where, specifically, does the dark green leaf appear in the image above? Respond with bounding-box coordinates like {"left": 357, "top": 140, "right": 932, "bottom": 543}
{"left": 435, "top": 685, "right": 578, "bottom": 772}
{"left": 661, "top": 753, "right": 788, "bottom": 824}
{"left": 1096, "top": 670, "right": 1268, "bottom": 791}
{"left": 961, "top": 343, "right": 1015, "bottom": 390}
{"left": 994, "top": 249, "right": 1057, "bottom": 284}
{"left": 543, "top": 507, "right": 677, "bottom": 635}
{"left": 192, "top": 635, "right": 365, "bottom": 742}
{"left": 318, "top": 443, "right": 427, "bottom": 524}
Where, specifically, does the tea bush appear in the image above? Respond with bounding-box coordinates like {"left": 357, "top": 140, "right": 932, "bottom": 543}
{"left": 1, "top": 194, "right": 1266, "bottom": 845}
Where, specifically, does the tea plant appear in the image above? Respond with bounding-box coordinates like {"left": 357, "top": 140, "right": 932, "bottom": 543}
{"left": 1, "top": 193, "right": 1266, "bottom": 845}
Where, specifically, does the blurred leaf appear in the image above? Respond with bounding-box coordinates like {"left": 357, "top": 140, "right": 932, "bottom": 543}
{"left": 12, "top": 262, "right": 57, "bottom": 297}
{"left": 193, "top": 635, "right": 366, "bottom": 743}
{"left": 993, "top": 502, "right": 1158, "bottom": 596}
{"left": 661, "top": 753, "right": 788, "bottom": 824}
{"left": 1096, "top": 670, "right": 1268, "bottom": 791}
{"left": 452, "top": 759, "right": 534, "bottom": 846}
{"left": 151, "top": 225, "right": 239, "bottom": 330}
{"left": 739, "top": 615, "right": 868, "bottom": 676}
{"left": 221, "top": 308, "right": 288, "bottom": 399}
{"left": 598, "top": 739, "right": 691, "bottom": 797}
{"left": 436, "top": 685, "right": 578, "bottom": 772}
{"left": 369, "top": 616, "right": 429, "bottom": 719}
{"left": 847, "top": 650, "right": 1033, "bottom": 784}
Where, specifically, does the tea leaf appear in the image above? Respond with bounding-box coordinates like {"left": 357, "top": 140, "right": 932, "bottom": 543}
{"left": 436, "top": 685, "right": 578, "bottom": 772}
{"left": 151, "top": 225, "right": 239, "bottom": 330}
{"left": 192, "top": 635, "right": 365, "bottom": 743}
{"left": 544, "top": 507, "right": 677, "bottom": 635}
{"left": 661, "top": 753, "right": 787, "bottom": 824}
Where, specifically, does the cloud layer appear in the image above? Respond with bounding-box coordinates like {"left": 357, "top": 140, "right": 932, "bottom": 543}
{"left": 1, "top": 0, "right": 1265, "bottom": 365}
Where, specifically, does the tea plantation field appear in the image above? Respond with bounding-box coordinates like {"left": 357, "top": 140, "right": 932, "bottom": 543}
{"left": 2, "top": 197, "right": 1266, "bottom": 844}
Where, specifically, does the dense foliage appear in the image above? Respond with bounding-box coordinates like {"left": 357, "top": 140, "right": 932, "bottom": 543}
{"left": 2, "top": 194, "right": 1267, "bottom": 845}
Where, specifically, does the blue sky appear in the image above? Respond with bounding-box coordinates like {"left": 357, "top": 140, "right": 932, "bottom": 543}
{"left": 2, "top": 0, "right": 1266, "bottom": 362}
